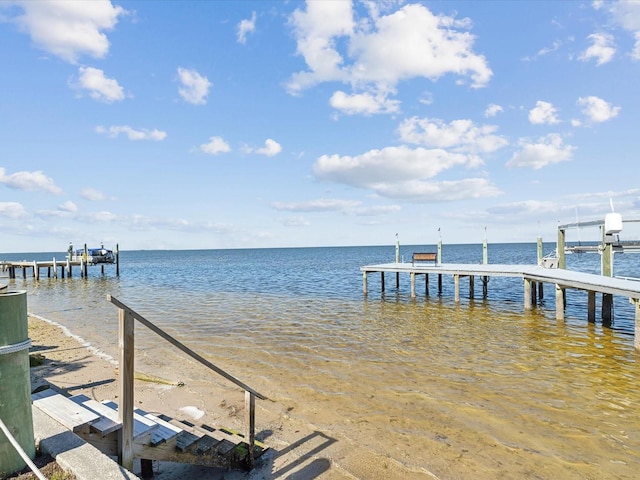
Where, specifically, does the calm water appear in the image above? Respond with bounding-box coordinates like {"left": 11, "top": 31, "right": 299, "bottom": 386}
{"left": 3, "top": 243, "right": 640, "bottom": 479}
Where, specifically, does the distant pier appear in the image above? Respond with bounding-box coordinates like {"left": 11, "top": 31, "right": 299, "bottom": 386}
{"left": 1, "top": 244, "right": 120, "bottom": 280}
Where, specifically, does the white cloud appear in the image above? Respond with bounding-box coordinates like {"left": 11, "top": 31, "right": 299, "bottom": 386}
{"left": 256, "top": 139, "right": 282, "bottom": 157}
{"left": 272, "top": 199, "right": 401, "bottom": 217}
{"left": 277, "top": 215, "right": 311, "bottom": 227}
{"left": 398, "top": 117, "right": 508, "bottom": 154}
{"left": 72, "top": 66, "right": 125, "bottom": 103}
{"left": 528, "top": 101, "right": 560, "bottom": 125}
{"left": 352, "top": 204, "right": 401, "bottom": 216}
{"left": 288, "top": 2, "right": 492, "bottom": 112}
{"left": 329, "top": 90, "right": 400, "bottom": 115}
{"left": 237, "top": 11, "right": 256, "bottom": 44}
{"left": 579, "top": 32, "right": 615, "bottom": 65}
{"left": 605, "top": 0, "right": 640, "bottom": 59}
{"left": 82, "top": 210, "right": 117, "bottom": 223}
{"left": 577, "top": 95, "right": 621, "bottom": 122}
{"left": 349, "top": 4, "right": 492, "bottom": 87}
{"left": 288, "top": 0, "right": 354, "bottom": 91}
{"left": 0, "top": 167, "right": 62, "bottom": 194}
{"left": 523, "top": 40, "right": 562, "bottom": 61}
{"left": 271, "top": 198, "right": 362, "bottom": 212}
{"left": 58, "top": 200, "right": 77, "bottom": 213}
{"left": 311, "top": 145, "right": 501, "bottom": 202}
{"left": 199, "top": 136, "right": 231, "bottom": 155}
{"left": 80, "top": 188, "right": 106, "bottom": 201}
{"left": 484, "top": 103, "right": 503, "bottom": 118}
{"left": 372, "top": 177, "right": 501, "bottom": 202}
{"left": 96, "top": 125, "right": 167, "bottom": 141}
{"left": 6, "top": 0, "right": 126, "bottom": 63}
{"left": 507, "top": 134, "right": 575, "bottom": 169}
{"left": 177, "top": 67, "right": 211, "bottom": 105}
{"left": 487, "top": 200, "right": 559, "bottom": 216}
{"left": 314, "top": 146, "right": 473, "bottom": 188}
{"left": 0, "top": 202, "right": 27, "bottom": 219}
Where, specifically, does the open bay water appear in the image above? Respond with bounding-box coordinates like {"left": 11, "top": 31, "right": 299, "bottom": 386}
{"left": 3, "top": 243, "right": 640, "bottom": 479}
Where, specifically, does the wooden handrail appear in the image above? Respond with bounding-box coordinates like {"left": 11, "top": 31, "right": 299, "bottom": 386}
{"left": 107, "top": 295, "right": 266, "bottom": 400}
{"left": 108, "top": 294, "right": 265, "bottom": 471}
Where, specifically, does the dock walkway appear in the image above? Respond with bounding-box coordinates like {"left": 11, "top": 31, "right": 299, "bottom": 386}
{"left": 1, "top": 258, "right": 115, "bottom": 280}
{"left": 360, "top": 262, "right": 640, "bottom": 350}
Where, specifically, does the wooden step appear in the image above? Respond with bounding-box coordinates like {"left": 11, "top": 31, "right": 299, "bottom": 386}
{"left": 165, "top": 417, "right": 267, "bottom": 458}
{"left": 70, "top": 395, "right": 158, "bottom": 442}
{"left": 32, "top": 389, "right": 100, "bottom": 434}
{"left": 132, "top": 406, "right": 183, "bottom": 447}
{"left": 32, "top": 389, "right": 267, "bottom": 470}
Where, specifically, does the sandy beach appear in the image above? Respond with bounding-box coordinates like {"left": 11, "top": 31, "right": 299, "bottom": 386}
{"left": 27, "top": 314, "right": 434, "bottom": 480}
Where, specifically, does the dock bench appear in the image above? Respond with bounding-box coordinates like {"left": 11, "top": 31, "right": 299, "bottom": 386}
{"left": 412, "top": 252, "right": 438, "bottom": 265}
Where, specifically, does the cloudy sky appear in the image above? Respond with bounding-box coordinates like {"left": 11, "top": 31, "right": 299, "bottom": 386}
{"left": 1, "top": 0, "right": 640, "bottom": 253}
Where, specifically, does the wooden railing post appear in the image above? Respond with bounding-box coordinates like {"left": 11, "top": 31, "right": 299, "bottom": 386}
{"left": 244, "top": 391, "right": 255, "bottom": 468}
{"left": 118, "top": 306, "right": 135, "bottom": 472}
{"left": 108, "top": 295, "right": 266, "bottom": 471}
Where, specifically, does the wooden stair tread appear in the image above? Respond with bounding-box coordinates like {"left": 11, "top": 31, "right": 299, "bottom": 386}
{"left": 70, "top": 395, "right": 158, "bottom": 441}
{"left": 32, "top": 389, "right": 100, "bottom": 434}
{"left": 168, "top": 418, "right": 260, "bottom": 456}
{"left": 32, "top": 390, "right": 266, "bottom": 470}
{"left": 133, "top": 407, "right": 183, "bottom": 446}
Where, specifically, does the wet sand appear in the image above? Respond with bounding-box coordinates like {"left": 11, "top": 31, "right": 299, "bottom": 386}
{"left": 28, "top": 314, "right": 436, "bottom": 480}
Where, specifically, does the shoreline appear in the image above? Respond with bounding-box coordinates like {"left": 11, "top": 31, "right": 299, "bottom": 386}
{"left": 27, "top": 314, "right": 432, "bottom": 480}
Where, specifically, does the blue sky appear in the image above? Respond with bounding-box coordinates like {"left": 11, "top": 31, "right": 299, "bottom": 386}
{"left": 1, "top": 0, "right": 640, "bottom": 253}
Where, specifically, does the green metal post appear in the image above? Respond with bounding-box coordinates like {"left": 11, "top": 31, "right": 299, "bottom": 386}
{"left": 0, "top": 290, "right": 35, "bottom": 476}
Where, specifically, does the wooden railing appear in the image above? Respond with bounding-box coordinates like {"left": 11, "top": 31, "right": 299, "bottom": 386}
{"left": 107, "top": 295, "right": 266, "bottom": 471}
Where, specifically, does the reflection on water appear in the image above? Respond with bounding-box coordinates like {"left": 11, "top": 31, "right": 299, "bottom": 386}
{"left": 6, "top": 244, "right": 640, "bottom": 478}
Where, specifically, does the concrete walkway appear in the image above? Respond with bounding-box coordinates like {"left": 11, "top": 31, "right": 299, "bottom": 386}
{"left": 33, "top": 406, "right": 140, "bottom": 480}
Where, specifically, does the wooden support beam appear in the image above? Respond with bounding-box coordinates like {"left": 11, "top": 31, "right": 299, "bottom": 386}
{"left": 118, "top": 307, "right": 135, "bottom": 472}
{"left": 602, "top": 293, "right": 613, "bottom": 326}
{"left": 438, "top": 274, "right": 442, "bottom": 295}
{"left": 362, "top": 271, "right": 368, "bottom": 295}
{"left": 469, "top": 276, "right": 474, "bottom": 299}
{"left": 587, "top": 291, "right": 596, "bottom": 323}
{"left": 410, "top": 272, "right": 416, "bottom": 298}
{"left": 524, "top": 279, "right": 532, "bottom": 310}
{"left": 245, "top": 391, "right": 256, "bottom": 468}
{"left": 634, "top": 299, "right": 640, "bottom": 351}
{"left": 555, "top": 284, "right": 565, "bottom": 320}
{"left": 380, "top": 272, "right": 385, "bottom": 293}
{"left": 531, "top": 281, "right": 537, "bottom": 305}
{"left": 454, "top": 275, "right": 460, "bottom": 302}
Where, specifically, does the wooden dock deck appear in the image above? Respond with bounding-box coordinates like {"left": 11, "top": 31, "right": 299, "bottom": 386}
{"left": 1, "top": 258, "right": 117, "bottom": 280}
{"left": 360, "top": 262, "right": 640, "bottom": 350}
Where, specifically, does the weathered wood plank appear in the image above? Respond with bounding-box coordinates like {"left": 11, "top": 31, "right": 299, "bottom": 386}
{"left": 69, "top": 395, "right": 157, "bottom": 442}
{"left": 32, "top": 389, "right": 99, "bottom": 434}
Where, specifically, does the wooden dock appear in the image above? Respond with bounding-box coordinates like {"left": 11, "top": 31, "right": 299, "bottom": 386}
{"left": 360, "top": 261, "right": 640, "bottom": 350}
{"left": 1, "top": 257, "right": 117, "bottom": 280}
